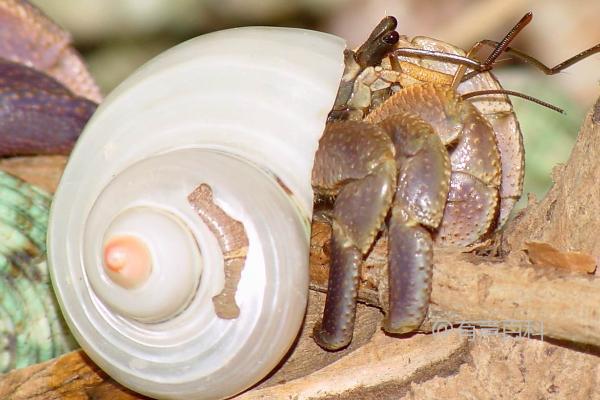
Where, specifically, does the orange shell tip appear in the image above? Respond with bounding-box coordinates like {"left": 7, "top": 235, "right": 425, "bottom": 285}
{"left": 103, "top": 235, "right": 152, "bottom": 289}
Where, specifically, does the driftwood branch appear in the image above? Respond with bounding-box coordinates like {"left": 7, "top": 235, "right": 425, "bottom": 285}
{"left": 1, "top": 103, "right": 599, "bottom": 398}
{"left": 503, "top": 97, "right": 600, "bottom": 267}
{"left": 0, "top": 350, "right": 144, "bottom": 400}
{"left": 310, "top": 223, "right": 600, "bottom": 347}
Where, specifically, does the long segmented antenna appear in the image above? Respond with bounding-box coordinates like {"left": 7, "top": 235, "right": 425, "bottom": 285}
{"left": 391, "top": 48, "right": 485, "bottom": 69}
{"left": 390, "top": 12, "right": 599, "bottom": 86}
{"left": 451, "top": 12, "right": 533, "bottom": 88}
{"left": 461, "top": 89, "right": 564, "bottom": 114}
{"left": 485, "top": 12, "right": 532, "bottom": 66}
{"left": 461, "top": 41, "right": 600, "bottom": 81}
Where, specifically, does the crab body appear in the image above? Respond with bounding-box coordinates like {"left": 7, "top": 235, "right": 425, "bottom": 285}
{"left": 312, "top": 23, "right": 524, "bottom": 350}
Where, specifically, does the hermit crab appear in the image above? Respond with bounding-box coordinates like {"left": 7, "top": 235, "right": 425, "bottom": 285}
{"left": 0, "top": 2, "right": 592, "bottom": 399}
{"left": 312, "top": 13, "right": 599, "bottom": 350}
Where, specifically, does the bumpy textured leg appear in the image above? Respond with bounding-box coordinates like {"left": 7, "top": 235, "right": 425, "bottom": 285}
{"left": 435, "top": 99, "right": 501, "bottom": 245}
{"left": 378, "top": 113, "right": 451, "bottom": 333}
{"left": 386, "top": 204, "right": 434, "bottom": 332}
{"left": 312, "top": 120, "right": 396, "bottom": 350}
{"left": 367, "top": 83, "right": 502, "bottom": 246}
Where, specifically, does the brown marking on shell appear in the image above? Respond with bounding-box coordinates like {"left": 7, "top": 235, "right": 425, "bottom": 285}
{"left": 274, "top": 175, "right": 293, "bottom": 196}
{"left": 434, "top": 172, "right": 499, "bottom": 247}
{"left": 0, "top": 0, "right": 101, "bottom": 102}
{"left": 188, "top": 183, "right": 249, "bottom": 319}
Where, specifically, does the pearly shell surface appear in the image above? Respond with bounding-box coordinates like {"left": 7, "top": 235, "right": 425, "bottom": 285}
{"left": 48, "top": 27, "right": 345, "bottom": 399}
{"left": 0, "top": 171, "right": 76, "bottom": 373}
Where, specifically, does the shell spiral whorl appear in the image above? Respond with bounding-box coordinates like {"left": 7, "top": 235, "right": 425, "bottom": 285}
{"left": 0, "top": 171, "right": 76, "bottom": 373}
{"left": 48, "top": 27, "right": 346, "bottom": 399}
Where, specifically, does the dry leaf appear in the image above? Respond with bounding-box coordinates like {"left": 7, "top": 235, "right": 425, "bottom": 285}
{"left": 525, "top": 241, "right": 597, "bottom": 274}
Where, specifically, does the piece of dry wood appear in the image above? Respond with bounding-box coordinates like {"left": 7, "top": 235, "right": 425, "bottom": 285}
{"left": 0, "top": 350, "right": 145, "bottom": 400}
{"left": 504, "top": 103, "right": 600, "bottom": 271}
{"left": 0, "top": 155, "right": 66, "bottom": 193}
{"left": 309, "top": 221, "right": 600, "bottom": 347}
{"left": 241, "top": 331, "right": 469, "bottom": 400}
{"left": 525, "top": 241, "right": 597, "bottom": 273}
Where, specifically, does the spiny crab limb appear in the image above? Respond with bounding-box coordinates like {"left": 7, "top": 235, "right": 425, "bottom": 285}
{"left": 449, "top": 99, "right": 502, "bottom": 188}
{"left": 365, "top": 84, "right": 463, "bottom": 145}
{"left": 435, "top": 172, "right": 499, "bottom": 246}
{"left": 377, "top": 113, "right": 450, "bottom": 332}
{"left": 367, "top": 82, "right": 502, "bottom": 245}
{"left": 356, "top": 80, "right": 501, "bottom": 334}
{"left": 385, "top": 204, "right": 433, "bottom": 333}
{"left": 312, "top": 121, "right": 396, "bottom": 350}
{"left": 485, "top": 111, "right": 524, "bottom": 228}
{"left": 378, "top": 113, "right": 451, "bottom": 227}
{"left": 390, "top": 35, "right": 523, "bottom": 230}
{"left": 188, "top": 183, "right": 249, "bottom": 320}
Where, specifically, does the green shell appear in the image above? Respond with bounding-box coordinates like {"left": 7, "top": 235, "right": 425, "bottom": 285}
{"left": 0, "top": 171, "right": 76, "bottom": 373}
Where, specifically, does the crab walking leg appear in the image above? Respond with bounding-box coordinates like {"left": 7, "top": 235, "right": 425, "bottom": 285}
{"left": 367, "top": 83, "right": 502, "bottom": 244}
{"left": 386, "top": 206, "right": 434, "bottom": 332}
{"left": 436, "top": 172, "right": 499, "bottom": 245}
{"left": 378, "top": 114, "right": 451, "bottom": 333}
{"left": 312, "top": 120, "right": 396, "bottom": 350}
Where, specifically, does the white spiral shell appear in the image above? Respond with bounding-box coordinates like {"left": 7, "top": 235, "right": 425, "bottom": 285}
{"left": 47, "top": 27, "right": 346, "bottom": 399}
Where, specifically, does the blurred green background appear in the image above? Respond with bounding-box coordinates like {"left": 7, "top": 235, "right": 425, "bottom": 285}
{"left": 32, "top": 0, "right": 600, "bottom": 211}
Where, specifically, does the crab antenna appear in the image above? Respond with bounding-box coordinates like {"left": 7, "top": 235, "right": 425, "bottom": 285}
{"left": 392, "top": 48, "right": 486, "bottom": 69}
{"left": 451, "top": 12, "right": 533, "bottom": 88}
{"left": 460, "top": 41, "right": 600, "bottom": 82}
{"left": 484, "top": 12, "right": 533, "bottom": 66}
{"left": 461, "top": 89, "right": 564, "bottom": 114}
